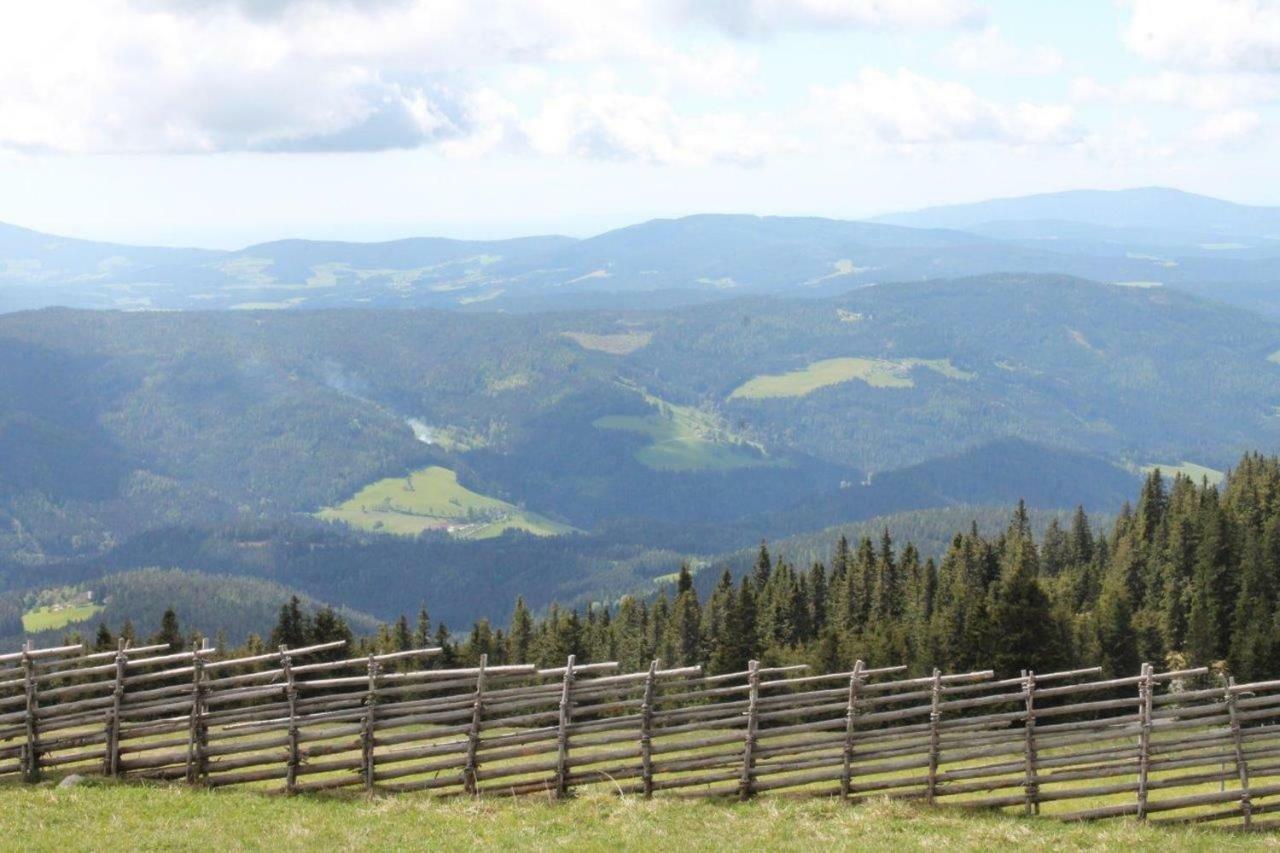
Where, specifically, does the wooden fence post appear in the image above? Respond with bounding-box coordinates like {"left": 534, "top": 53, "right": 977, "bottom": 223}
{"left": 185, "top": 638, "right": 210, "bottom": 785}
{"left": 1022, "top": 669, "right": 1039, "bottom": 815}
{"left": 104, "top": 638, "right": 128, "bottom": 778}
{"left": 925, "top": 668, "right": 942, "bottom": 805}
{"left": 1226, "top": 676, "right": 1252, "bottom": 829}
{"left": 282, "top": 645, "right": 300, "bottom": 795}
{"left": 555, "top": 654, "right": 575, "bottom": 798}
{"left": 840, "top": 659, "right": 865, "bottom": 800}
{"left": 739, "top": 659, "right": 760, "bottom": 802}
{"left": 1136, "top": 662, "right": 1153, "bottom": 820}
{"left": 639, "top": 659, "right": 657, "bottom": 798}
{"left": 362, "top": 653, "right": 380, "bottom": 795}
{"left": 464, "top": 653, "right": 487, "bottom": 796}
{"left": 21, "top": 642, "right": 39, "bottom": 783}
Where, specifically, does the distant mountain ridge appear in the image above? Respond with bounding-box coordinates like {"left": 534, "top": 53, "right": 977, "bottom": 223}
{"left": 874, "top": 187, "right": 1280, "bottom": 237}
{"left": 5, "top": 187, "right": 1280, "bottom": 315}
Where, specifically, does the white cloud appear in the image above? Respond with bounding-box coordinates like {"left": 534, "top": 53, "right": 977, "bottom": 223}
{"left": 0, "top": 0, "right": 984, "bottom": 156}
{"left": 810, "top": 68, "right": 1077, "bottom": 147}
{"left": 1191, "top": 109, "right": 1263, "bottom": 144}
{"left": 1125, "top": 0, "right": 1280, "bottom": 72}
{"left": 1072, "top": 71, "right": 1280, "bottom": 111}
{"left": 950, "top": 26, "right": 1064, "bottom": 75}
{"left": 519, "top": 92, "right": 787, "bottom": 165}
{"left": 678, "top": 0, "right": 985, "bottom": 36}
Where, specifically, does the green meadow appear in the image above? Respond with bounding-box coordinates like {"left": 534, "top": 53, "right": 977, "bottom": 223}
{"left": 1140, "top": 461, "right": 1226, "bottom": 486}
{"left": 21, "top": 604, "right": 104, "bottom": 633}
{"left": 595, "top": 387, "right": 776, "bottom": 472}
{"left": 317, "top": 466, "right": 575, "bottom": 540}
{"left": 2, "top": 784, "right": 1268, "bottom": 852}
{"left": 729, "top": 357, "right": 975, "bottom": 400}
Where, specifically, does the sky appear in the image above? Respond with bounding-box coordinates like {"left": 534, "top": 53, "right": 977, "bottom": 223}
{"left": 1, "top": 0, "right": 1279, "bottom": 248}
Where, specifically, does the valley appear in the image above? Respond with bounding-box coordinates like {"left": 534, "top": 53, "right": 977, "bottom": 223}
{"left": 3, "top": 194, "right": 1280, "bottom": 644}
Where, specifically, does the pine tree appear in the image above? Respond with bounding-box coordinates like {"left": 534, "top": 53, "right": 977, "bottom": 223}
{"left": 676, "top": 563, "right": 694, "bottom": 595}
{"left": 1093, "top": 570, "right": 1139, "bottom": 677}
{"left": 413, "top": 604, "right": 431, "bottom": 648}
{"left": 508, "top": 596, "right": 534, "bottom": 663}
{"left": 153, "top": 608, "right": 183, "bottom": 649}
{"left": 1229, "top": 528, "right": 1275, "bottom": 680}
{"left": 988, "top": 532, "right": 1058, "bottom": 676}
{"left": 270, "top": 596, "right": 310, "bottom": 648}
{"left": 668, "top": 582, "right": 702, "bottom": 666}
{"left": 93, "top": 622, "right": 114, "bottom": 652}
{"left": 310, "top": 607, "right": 352, "bottom": 659}
{"left": 753, "top": 541, "right": 772, "bottom": 590}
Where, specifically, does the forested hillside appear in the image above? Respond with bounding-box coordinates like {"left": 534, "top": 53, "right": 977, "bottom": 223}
{"left": 3, "top": 273, "right": 1280, "bottom": 634}
{"left": 341, "top": 454, "right": 1280, "bottom": 683}
{"left": 61, "top": 453, "right": 1280, "bottom": 691}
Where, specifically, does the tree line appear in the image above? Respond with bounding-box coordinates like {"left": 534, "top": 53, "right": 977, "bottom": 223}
{"left": 72, "top": 452, "right": 1280, "bottom": 682}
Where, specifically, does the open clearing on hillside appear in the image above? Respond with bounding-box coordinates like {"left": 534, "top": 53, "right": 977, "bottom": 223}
{"left": 21, "top": 603, "right": 103, "bottom": 633}
{"left": 317, "top": 465, "right": 575, "bottom": 540}
{"left": 561, "top": 330, "right": 653, "bottom": 354}
{"left": 729, "top": 357, "right": 975, "bottom": 400}
{"left": 1142, "top": 460, "right": 1226, "bottom": 486}
{"left": 3, "top": 784, "right": 1268, "bottom": 851}
{"left": 595, "top": 385, "right": 776, "bottom": 471}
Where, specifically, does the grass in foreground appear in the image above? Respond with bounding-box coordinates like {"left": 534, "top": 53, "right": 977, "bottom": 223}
{"left": 728, "top": 357, "right": 974, "bottom": 400}
{"left": 3, "top": 782, "right": 1273, "bottom": 852}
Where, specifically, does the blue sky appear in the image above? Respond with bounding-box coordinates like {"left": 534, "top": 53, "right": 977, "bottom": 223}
{"left": 0, "top": 0, "right": 1277, "bottom": 247}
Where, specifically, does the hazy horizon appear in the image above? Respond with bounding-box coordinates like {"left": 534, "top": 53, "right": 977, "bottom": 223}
{"left": 3, "top": 1, "right": 1279, "bottom": 248}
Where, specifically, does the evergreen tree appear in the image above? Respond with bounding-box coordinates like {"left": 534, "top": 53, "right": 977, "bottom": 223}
{"left": 988, "top": 531, "right": 1058, "bottom": 676}
{"left": 753, "top": 541, "right": 772, "bottom": 590}
{"left": 269, "top": 596, "right": 310, "bottom": 648}
{"left": 153, "top": 608, "right": 183, "bottom": 649}
{"left": 508, "top": 596, "right": 534, "bottom": 663}
{"left": 413, "top": 604, "right": 431, "bottom": 648}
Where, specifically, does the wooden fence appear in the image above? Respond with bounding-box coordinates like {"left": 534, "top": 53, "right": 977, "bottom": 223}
{"left": 3, "top": 639, "right": 1280, "bottom": 829}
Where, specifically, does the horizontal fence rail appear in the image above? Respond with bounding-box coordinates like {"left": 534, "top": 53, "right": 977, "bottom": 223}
{"left": 2, "top": 639, "right": 1279, "bottom": 830}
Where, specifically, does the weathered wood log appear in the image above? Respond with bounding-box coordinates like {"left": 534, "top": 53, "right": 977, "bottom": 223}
{"left": 1023, "top": 669, "right": 1039, "bottom": 815}
{"left": 640, "top": 659, "right": 657, "bottom": 798}
{"left": 1225, "top": 676, "right": 1253, "bottom": 829}
{"left": 1136, "top": 661, "right": 1153, "bottom": 820}
{"left": 21, "top": 643, "right": 40, "bottom": 783}
{"left": 840, "top": 659, "right": 864, "bottom": 800}
{"left": 0, "top": 643, "right": 84, "bottom": 664}
{"left": 361, "top": 654, "right": 379, "bottom": 794}
{"left": 103, "top": 639, "right": 127, "bottom": 778}
{"left": 463, "top": 653, "right": 487, "bottom": 796}
{"left": 554, "top": 654, "right": 575, "bottom": 798}
{"left": 739, "top": 659, "right": 761, "bottom": 802}
{"left": 926, "top": 668, "right": 941, "bottom": 805}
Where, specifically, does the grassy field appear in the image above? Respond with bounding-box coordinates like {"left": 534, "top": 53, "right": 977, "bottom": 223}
{"left": 317, "top": 465, "right": 576, "bottom": 540}
{"left": 2, "top": 782, "right": 1270, "bottom": 851}
{"left": 561, "top": 330, "right": 653, "bottom": 354}
{"left": 1140, "top": 461, "right": 1226, "bottom": 486}
{"left": 728, "top": 357, "right": 975, "bottom": 400}
{"left": 595, "top": 388, "right": 776, "bottom": 471}
{"left": 21, "top": 603, "right": 104, "bottom": 633}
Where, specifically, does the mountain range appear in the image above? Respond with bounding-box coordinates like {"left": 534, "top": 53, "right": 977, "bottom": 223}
{"left": 1, "top": 186, "right": 1278, "bottom": 642}
{"left": 5, "top": 187, "right": 1280, "bottom": 315}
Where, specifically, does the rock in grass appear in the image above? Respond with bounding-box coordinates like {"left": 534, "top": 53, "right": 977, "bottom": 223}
{"left": 57, "top": 774, "right": 87, "bottom": 788}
